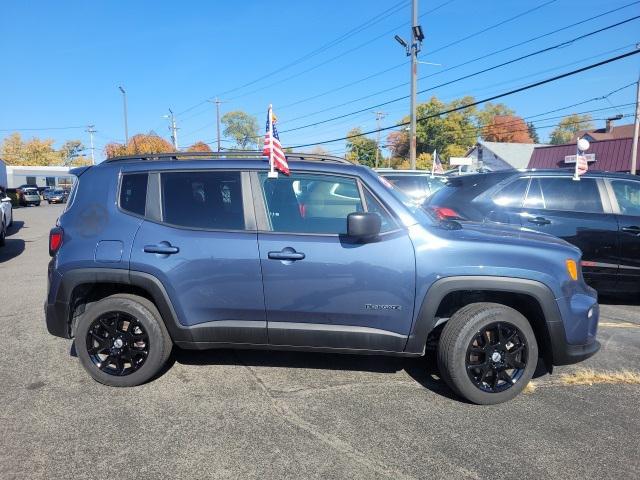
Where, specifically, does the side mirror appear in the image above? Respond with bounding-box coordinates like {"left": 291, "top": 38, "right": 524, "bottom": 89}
{"left": 347, "top": 212, "right": 381, "bottom": 239}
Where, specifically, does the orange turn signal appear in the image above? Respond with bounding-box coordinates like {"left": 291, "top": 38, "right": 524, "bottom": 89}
{"left": 566, "top": 259, "right": 578, "bottom": 281}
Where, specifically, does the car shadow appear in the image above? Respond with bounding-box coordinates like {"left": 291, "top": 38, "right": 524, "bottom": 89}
{"left": 6, "top": 220, "right": 24, "bottom": 237}
{"left": 172, "top": 347, "right": 464, "bottom": 402}
{"left": 0, "top": 221, "right": 26, "bottom": 263}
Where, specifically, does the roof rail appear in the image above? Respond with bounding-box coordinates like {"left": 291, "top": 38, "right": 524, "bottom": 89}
{"left": 104, "top": 150, "right": 352, "bottom": 165}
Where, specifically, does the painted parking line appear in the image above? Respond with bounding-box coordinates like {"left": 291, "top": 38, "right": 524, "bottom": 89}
{"left": 598, "top": 321, "right": 640, "bottom": 329}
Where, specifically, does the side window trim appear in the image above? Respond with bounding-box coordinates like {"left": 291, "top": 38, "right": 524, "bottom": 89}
{"left": 358, "top": 179, "right": 400, "bottom": 232}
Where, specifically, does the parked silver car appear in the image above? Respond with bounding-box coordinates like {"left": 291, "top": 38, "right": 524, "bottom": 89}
{"left": 0, "top": 187, "right": 13, "bottom": 246}
{"left": 20, "top": 187, "right": 41, "bottom": 207}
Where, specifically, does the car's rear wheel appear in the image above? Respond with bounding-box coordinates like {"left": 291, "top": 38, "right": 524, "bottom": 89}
{"left": 437, "top": 302, "right": 538, "bottom": 405}
{"left": 0, "top": 220, "right": 5, "bottom": 246}
{"left": 75, "top": 294, "right": 172, "bottom": 387}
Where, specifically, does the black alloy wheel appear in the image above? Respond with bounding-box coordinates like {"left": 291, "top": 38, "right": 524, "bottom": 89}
{"left": 86, "top": 312, "right": 150, "bottom": 376}
{"left": 465, "top": 321, "right": 527, "bottom": 393}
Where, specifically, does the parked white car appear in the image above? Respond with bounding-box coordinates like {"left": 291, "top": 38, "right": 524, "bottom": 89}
{"left": 0, "top": 187, "right": 13, "bottom": 246}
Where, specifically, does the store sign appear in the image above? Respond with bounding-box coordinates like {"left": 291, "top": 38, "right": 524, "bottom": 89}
{"left": 564, "top": 154, "right": 596, "bottom": 164}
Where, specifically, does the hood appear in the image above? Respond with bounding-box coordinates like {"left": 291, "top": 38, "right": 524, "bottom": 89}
{"left": 434, "top": 219, "right": 580, "bottom": 253}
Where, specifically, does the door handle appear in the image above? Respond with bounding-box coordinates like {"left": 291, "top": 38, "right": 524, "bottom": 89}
{"left": 621, "top": 226, "right": 640, "bottom": 235}
{"left": 527, "top": 216, "right": 551, "bottom": 225}
{"left": 268, "top": 249, "right": 305, "bottom": 261}
{"left": 144, "top": 244, "right": 179, "bottom": 254}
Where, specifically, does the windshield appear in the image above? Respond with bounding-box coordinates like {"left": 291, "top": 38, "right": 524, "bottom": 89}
{"left": 374, "top": 174, "right": 437, "bottom": 225}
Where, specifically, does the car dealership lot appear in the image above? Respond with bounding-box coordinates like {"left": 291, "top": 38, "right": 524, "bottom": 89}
{"left": 1, "top": 204, "right": 639, "bottom": 479}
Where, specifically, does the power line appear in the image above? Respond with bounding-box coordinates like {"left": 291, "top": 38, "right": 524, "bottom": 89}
{"left": 0, "top": 125, "right": 86, "bottom": 132}
{"left": 428, "top": 0, "right": 558, "bottom": 56}
{"left": 276, "top": 16, "right": 640, "bottom": 133}
{"left": 234, "top": 0, "right": 639, "bottom": 123}
{"left": 174, "top": 0, "right": 412, "bottom": 117}
{"left": 287, "top": 49, "right": 640, "bottom": 149}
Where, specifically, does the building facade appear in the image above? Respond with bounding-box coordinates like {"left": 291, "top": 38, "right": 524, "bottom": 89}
{"left": 5, "top": 166, "right": 74, "bottom": 189}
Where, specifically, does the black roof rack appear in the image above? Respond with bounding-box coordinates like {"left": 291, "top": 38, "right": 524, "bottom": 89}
{"left": 104, "top": 150, "right": 352, "bottom": 165}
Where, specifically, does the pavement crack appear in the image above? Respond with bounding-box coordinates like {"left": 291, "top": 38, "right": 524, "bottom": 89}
{"left": 232, "top": 351, "right": 417, "bottom": 480}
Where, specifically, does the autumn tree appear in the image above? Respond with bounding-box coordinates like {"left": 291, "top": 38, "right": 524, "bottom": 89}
{"left": 221, "top": 111, "right": 259, "bottom": 150}
{"left": 386, "top": 130, "right": 409, "bottom": 159}
{"left": 484, "top": 115, "right": 533, "bottom": 143}
{"left": 550, "top": 114, "right": 593, "bottom": 145}
{"left": 187, "top": 141, "right": 212, "bottom": 152}
{"left": 476, "top": 103, "right": 515, "bottom": 133}
{"left": 0, "top": 133, "right": 91, "bottom": 165}
{"left": 104, "top": 133, "right": 174, "bottom": 158}
{"left": 345, "top": 128, "right": 378, "bottom": 167}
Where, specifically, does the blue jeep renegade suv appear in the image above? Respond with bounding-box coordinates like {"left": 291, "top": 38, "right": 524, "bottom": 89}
{"left": 45, "top": 152, "right": 600, "bottom": 404}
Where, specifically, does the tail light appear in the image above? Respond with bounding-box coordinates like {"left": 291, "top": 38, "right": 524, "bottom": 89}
{"left": 430, "top": 206, "right": 465, "bottom": 221}
{"left": 49, "top": 227, "right": 63, "bottom": 257}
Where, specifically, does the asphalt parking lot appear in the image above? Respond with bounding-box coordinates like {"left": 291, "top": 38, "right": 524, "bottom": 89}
{"left": 1, "top": 203, "right": 639, "bottom": 479}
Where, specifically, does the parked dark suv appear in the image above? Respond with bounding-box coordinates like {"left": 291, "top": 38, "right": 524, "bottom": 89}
{"left": 45, "top": 153, "right": 599, "bottom": 404}
{"left": 425, "top": 170, "right": 640, "bottom": 295}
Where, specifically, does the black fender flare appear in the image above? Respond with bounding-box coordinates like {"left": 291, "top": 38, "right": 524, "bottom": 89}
{"left": 405, "top": 276, "right": 564, "bottom": 365}
{"left": 48, "top": 268, "right": 191, "bottom": 342}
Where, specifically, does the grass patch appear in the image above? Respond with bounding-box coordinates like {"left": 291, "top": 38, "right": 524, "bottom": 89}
{"left": 523, "top": 381, "right": 536, "bottom": 394}
{"left": 559, "top": 368, "right": 640, "bottom": 386}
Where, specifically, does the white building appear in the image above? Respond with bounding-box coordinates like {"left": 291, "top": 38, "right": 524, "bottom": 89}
{"left": 465, "top": 141, "right": 546, "bottom": 171}
{"left": 5, "top": 165, "right": 74, "bottom": 189}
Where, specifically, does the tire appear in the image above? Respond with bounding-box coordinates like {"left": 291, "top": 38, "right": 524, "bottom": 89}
{"left": 75, "top": 294, "right": 173, "bottom": 387}
{"left": 437, "top": 302, "right": 538, "bottom": 405}
{"left": 48, "top": 200, "right": 51, "bottom": 204}
{"left": 0, "top": 220, "right": 5, "bottom": 247}
{"left": 35, "top": 202, "right": 40, "bottom": 206}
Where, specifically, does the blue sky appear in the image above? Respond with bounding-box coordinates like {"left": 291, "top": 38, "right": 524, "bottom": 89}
{"left": 1, "top": 0, "right": 638, "bottom": 161}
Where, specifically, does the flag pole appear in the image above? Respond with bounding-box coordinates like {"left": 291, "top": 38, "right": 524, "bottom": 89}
{"left": 431, "top": 149, "right": 436, "bottom": 178}
{"left": 573, "top": 137, "right": 580, "bottom": 181}
{"left": 268, "top": 104, "right": 278, "bottom": 178}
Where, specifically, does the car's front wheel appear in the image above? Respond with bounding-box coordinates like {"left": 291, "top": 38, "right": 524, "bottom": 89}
{"left": 437, "top": 302, "right": 538, "bottom": 405}
{"left": 75, "top": 294, "right": 172, "bottom": 387}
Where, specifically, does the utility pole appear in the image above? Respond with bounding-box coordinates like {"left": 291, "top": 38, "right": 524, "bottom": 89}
{"left": 208, "top": 98, "right": 226, "bottom": 152}
{"left": 118, "top": 86, "right": 129, "bottom": 144}
{"left": 373, "top": 111, "right": 387, "bottom": 168}
{"left": 394, "top": 0, "right": 424, "bottom": 170}
{"left": 167, "top": 108, "right": 179, "bottom": 150}
{"left": 86, "top": 125, "right": 96, "bottom": 165}
{"left": 631, "top": 74, "right": 640, "bottom": 175}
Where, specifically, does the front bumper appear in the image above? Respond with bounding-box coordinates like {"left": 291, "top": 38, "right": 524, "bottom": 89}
{"left": 549, "top": 290, "right": 600, "bottom": 366}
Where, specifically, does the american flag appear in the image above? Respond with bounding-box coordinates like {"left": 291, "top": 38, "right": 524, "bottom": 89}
{"left": 576, "top": 155, "right": 588, "bottom": 176}
{"left": 432, "top": 149, "right": 444, "bottom": 175}
{"left": 263, "top": 105, "right": 289, "bottom": 175}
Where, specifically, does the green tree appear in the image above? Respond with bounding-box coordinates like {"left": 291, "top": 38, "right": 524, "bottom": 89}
{"left": 527, "top": 122, "right": 540, "bottom": 143}
{"left": 549, "top": 114, "right": 593, "bottom": 145}
{"left": 221, "top": 111, "right": 259, "bottom": 150}
{"left": 345, "top": 128, "right": 378, "bottom": 166}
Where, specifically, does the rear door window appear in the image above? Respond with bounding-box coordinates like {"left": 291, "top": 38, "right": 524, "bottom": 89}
{"left": 493, "top": 178, "right": 529, "bottom": 207}
{"left": 530, "top": 177, "right": 603, "bottom": 213}
{"left": 161, "top": 171, "right": 245, "bottom": 230}
{"left": 611, "top": 179, "right": 640, "bottom": 216}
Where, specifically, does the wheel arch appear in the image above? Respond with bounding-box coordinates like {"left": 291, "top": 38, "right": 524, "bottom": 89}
{"left": 406, "top": 276, "right": 561, "bottom": 369}
{"left": 51, "top": 268, "right": 189, "bottom": 342}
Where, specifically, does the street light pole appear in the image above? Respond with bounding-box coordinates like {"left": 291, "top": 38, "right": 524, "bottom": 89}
{"left": 395, "top": 0, "right": 423, "bottom": 170}
{"left": 118, "top": 86, "right": 129, "bottom": 144}
{"left": 208, "top": 98, "right": 225, "bottom": 152}
{"left": 409, "top": 0, "right": 419, "bottom": 170}
{"left": 167, "top": 109, "right": 179, "bottom": 150}
{"left": 86, "top": 125, "right": 96, "bottom": 165}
